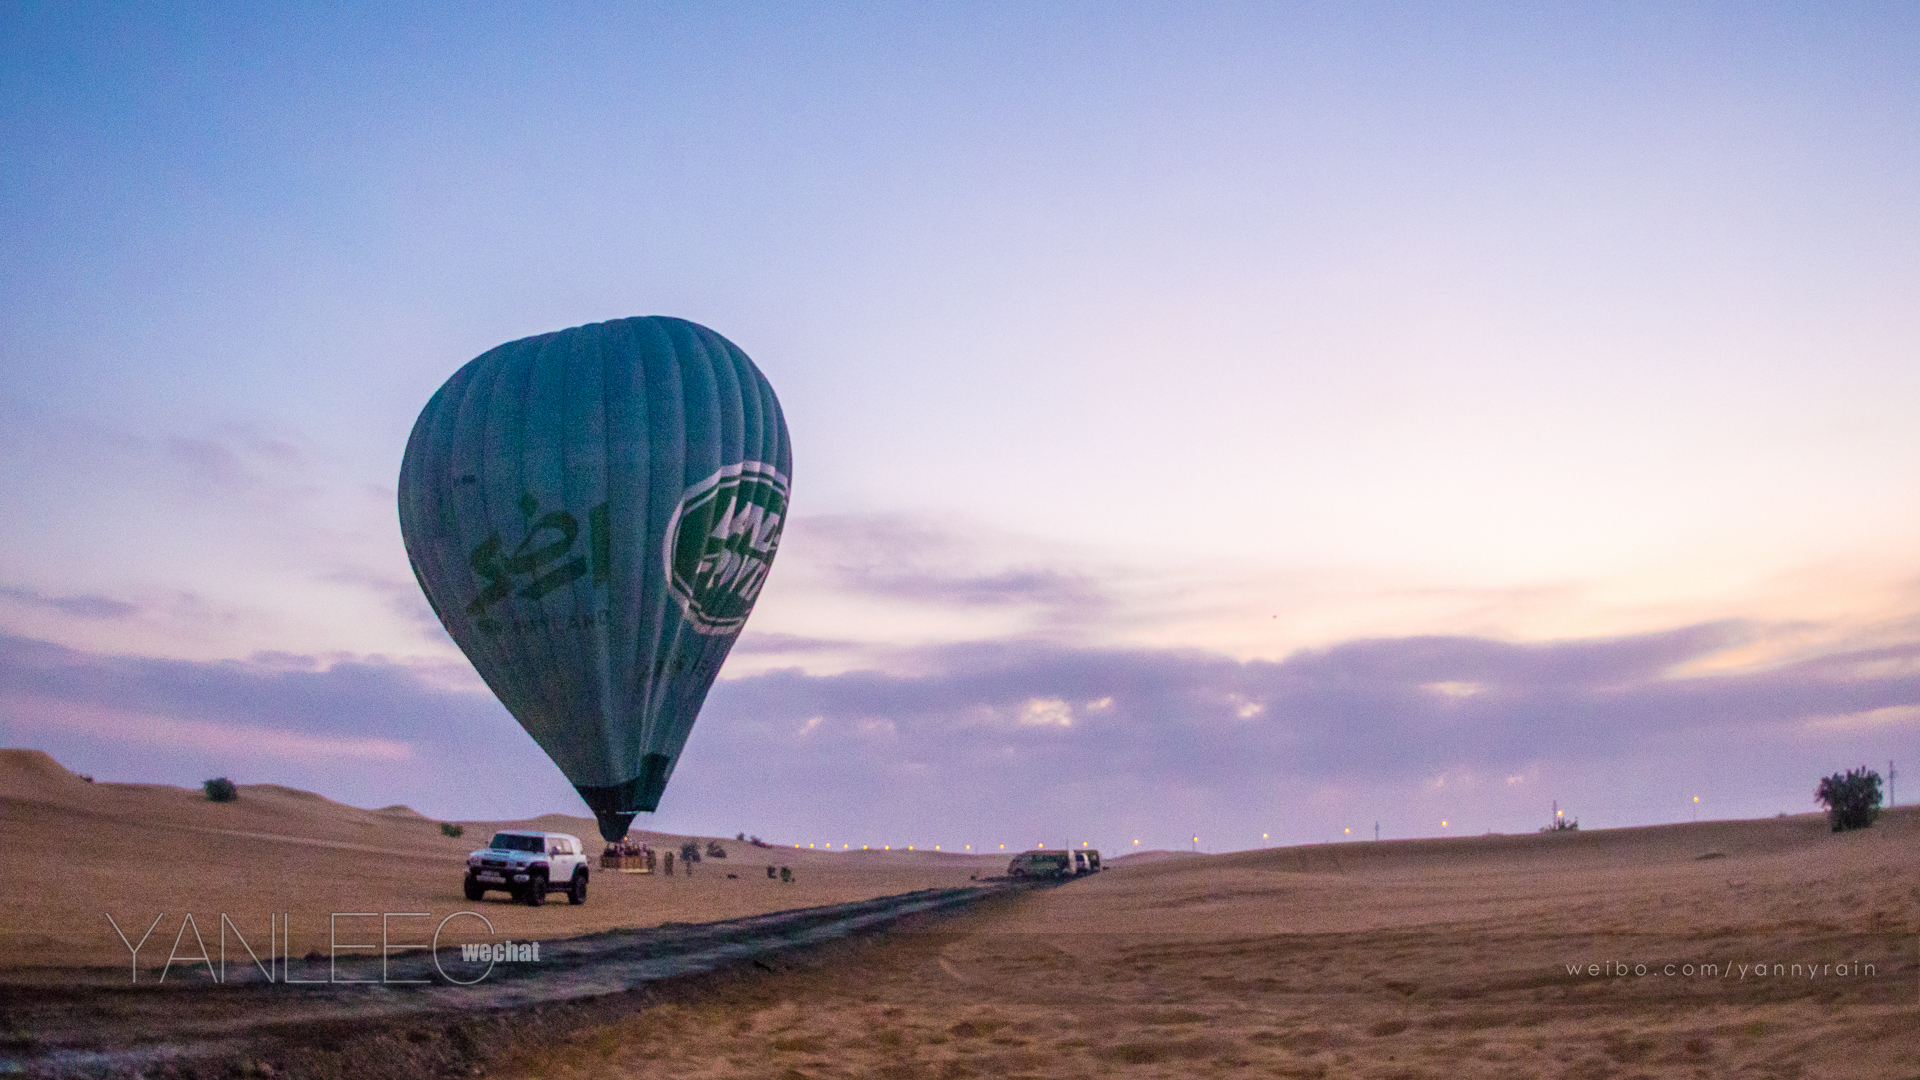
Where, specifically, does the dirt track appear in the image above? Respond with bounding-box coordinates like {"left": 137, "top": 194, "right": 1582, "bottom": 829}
{"left": 3, "top": 885, "right": 1034, "bottom": 1078}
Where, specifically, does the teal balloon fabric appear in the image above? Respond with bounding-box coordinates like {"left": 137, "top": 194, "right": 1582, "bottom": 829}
{"left": 399, "top": 317, "right": 790, "bottom": 841}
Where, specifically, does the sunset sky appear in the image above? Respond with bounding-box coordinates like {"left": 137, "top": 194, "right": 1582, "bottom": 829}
{"left": 3, "top": 3, "right": 1915, "bottom": 852}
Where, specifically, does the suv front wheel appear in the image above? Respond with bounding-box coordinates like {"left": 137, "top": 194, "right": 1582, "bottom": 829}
{"left": 523, "top": 871, "right": 547, "bottom": 906}
{"left": 568, "top": 870, "right": 588, "bottom": 905}
{"left": 463, "top": 874, "right": 484, "bottom": 902}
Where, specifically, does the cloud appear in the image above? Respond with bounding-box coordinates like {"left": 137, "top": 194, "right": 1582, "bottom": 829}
{"left": 26, "top": 696, "right": 413, "bottom": 761}
{"left": 785, "top": 514, "right": 1111, "bottom": 613}
{"left": 730, "top": 632, "right": 864, "bottom": 655}
{"left": 165, "top": 436, "right": 254, "bottom": 490}
{"left": 1016, "top": 697, "right": 1074, "bottom": 727}
{"left": 315, "top": 565, "right": 450, "bottom": 638}
{"left": 0, "top": 585, "right": 138, "bottom": 620}
{"left": 0, "top": 633, "right": 461, "bottom": 740}
{"left": 162, "top": 430, "right": 315, "bottom": 495}
{"left": 0, "top": 631, "right": 567, "bottom": 818}
{"left": 2, "top": 619, "right": 1913, "bottom": 844}
{"left": 676, "top": 623, "right": 1920, "bottom": 840}
{"left": 0, "top": 417, "right": 452, "bottom": 661}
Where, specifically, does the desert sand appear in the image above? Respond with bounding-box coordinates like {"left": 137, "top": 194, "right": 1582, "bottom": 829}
{"left": 0, "top": 749, "right": 1001, "bottom": 973}
{"left": 481, "top": 808, "right": 1916, "bottom": 1080}
{"left": 5, "top": 747, "right": 1916, "bottom": 1077}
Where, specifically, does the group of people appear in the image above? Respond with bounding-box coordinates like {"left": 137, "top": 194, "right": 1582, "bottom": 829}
{"left": 597, "top": 837, "right": 794, "bottom": 880}
{"left": 601, "top": 838, "right": 662, "bottom": 873}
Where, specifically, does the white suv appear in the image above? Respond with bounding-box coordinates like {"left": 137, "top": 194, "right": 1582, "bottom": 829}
{"left": 465, "top": 831, "right": 590, "bottom": 906}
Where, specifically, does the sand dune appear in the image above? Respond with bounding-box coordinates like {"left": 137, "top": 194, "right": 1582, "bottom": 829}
{"left": 0, "top": 749, "right": 1000, "bottom": 972}
{"left": 6, "top": 748, "right": 1915, "bottom": 1077}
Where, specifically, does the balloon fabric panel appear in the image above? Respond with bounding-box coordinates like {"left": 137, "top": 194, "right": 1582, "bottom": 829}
{"left": 398, "top": 316, "right": 790, "bottom": 841}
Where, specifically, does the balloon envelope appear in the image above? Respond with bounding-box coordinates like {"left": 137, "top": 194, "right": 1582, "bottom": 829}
{"left": 398, "top": 317, "right": 790, "bottom": 841}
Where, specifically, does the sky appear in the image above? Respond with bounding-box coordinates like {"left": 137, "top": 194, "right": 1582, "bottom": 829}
{"left": 2, "top": 2, "right": 1916, "bottom": 855}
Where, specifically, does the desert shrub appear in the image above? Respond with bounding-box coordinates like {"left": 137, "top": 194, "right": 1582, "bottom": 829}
{"left": 1815, "top": 767, "right": 1882, "bottom": 831}
{"left": 204, "top": 777, "right": 238, "bottom": 802}
{"left": 440, "top": 822, "right": 464, "bottom": 838}
{"left": 680, "top": 840, "right": 701, "bottom": 864}
{"left": 1539, "top": 801, "right": 1577, "bottom": 832}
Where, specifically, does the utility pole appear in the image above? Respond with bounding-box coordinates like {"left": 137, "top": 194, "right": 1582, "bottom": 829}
{"left": 1890, "top": 760, "right": 1896, "bottom": 807}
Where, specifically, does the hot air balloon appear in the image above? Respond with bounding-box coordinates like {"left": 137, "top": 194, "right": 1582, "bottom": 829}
{"left": 398, "top": 317, "right": 790, "bottom": 841}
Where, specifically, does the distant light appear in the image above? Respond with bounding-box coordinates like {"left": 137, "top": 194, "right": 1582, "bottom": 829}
{"left": 999, "top": 844, "right": 1004, "bottom": 850}
{"left": 1262, "top": 833, "right": 1268, "bottom": 840}
{"left": 809, "top": 843, "right": 814, "bottom": 848}
{"left": 1133, "top": 839, "right": 1139, "bottom": 845}
{"left": 1693, "top": 796, "right": 1700, "bottom": 803}
{"left": 1442, "top": 821, "right": 1448, "bottom": 827}
{"left": 1344, "top": 828, "right": 1350, "bottom": 834}
{"left": 908, "top": 846, "right": 914, "bottom": 851}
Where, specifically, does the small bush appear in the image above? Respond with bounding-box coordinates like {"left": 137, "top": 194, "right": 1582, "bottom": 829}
{"left": 1539, "top": 800, "right": 1577, "bottom": 832}
{"left": 680, "top": 840, "right": 701, "bottom": 864}
{"left": 204, "top": 777, "right": 238, "bottom": 802}
{"left": 1815, "top": 767, "right": 1881, "bottom": 832}
{"left": 440, "top": 822, "right": 464, "bottom": 838}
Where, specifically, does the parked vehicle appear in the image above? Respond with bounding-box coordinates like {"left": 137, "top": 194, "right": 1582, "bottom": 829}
{"left": 465, "top": 831, "right": 590, "bottom": 905}
{"left": 1007, "top": 848, "right": 1101, "bottom": 879}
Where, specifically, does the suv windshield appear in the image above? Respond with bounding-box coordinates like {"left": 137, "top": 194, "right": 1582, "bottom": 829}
{"left": 489, "top": 834, "right": 544, "bottom": 852}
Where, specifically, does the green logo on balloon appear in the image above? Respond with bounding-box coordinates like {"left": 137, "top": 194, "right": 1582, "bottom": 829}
{"left": 665, "top": 462, "right": 789, "bottom": 634}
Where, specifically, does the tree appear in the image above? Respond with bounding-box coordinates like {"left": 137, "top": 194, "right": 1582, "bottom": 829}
{"left": 203, "top": 777, "right": 238, "bottom": 802}
{"left": 1815, "top": 767, "right": 1882, "bottom": 832}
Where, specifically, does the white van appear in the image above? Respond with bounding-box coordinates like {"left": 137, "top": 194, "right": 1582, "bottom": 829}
{"left": 1007, "top": 848, "right": 1101, "bottom": 879}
